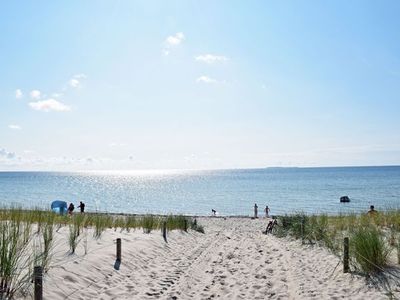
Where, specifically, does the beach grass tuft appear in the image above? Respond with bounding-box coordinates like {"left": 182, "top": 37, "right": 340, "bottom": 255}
{"left": 350, "top": 225, "right": 391, "bottom": 273}
{"left": 275, "top": 209, "right": 400, "bottom": 274}
{"left": 141, "top": 215, "right": 158, "bottom": 233}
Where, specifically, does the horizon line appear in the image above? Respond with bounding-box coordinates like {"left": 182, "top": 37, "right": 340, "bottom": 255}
{"left": 1, "top": 164, "right": 399, "bottom": 173}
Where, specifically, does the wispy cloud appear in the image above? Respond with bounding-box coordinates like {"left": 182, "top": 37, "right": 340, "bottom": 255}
{"left": 109, "top": 142, "right": 127, "bottom": 147}
{"left": 195, "top": 54, "right": 228, "bottom": 64}
{"left": 29, "top": 99, "right": 71, "bottom": 112}
{"left": 0, "top": 148, "right": 16, "bottom": 160}
{"left": 8, "top": 124, "right": 21, "bottom": 130}
{"left": 196, "top": 75, "right": 218, "bottom": 84}
{"left": 68, "top": 74, "right": 87, "bottom": 88}
{"left": 69, "top": 79, "right": 79, "bottom": 88}
{"left": 166, "top": 32, "right": 184, "bottom": 46}
{"left": 163, "top": 32, "right": 184, "bottom": 56}
{"left": 15, "top": 89, "right": 23, "bottom": 99}
{"left": 30, "top": 90, "right": 41, "bottom": 99}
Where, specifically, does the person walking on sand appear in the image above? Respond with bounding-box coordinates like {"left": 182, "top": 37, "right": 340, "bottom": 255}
{"left": 265, "top": 205, "right": 270, "bottom": 217}
{"left": 78, "top": 201, "right": 85, "bottom": 213}
{"left": 254, "top": 203, "right": 258, "bottom": 218}
{"left": 68, "top": 203, "right": 75, "bottom": 215}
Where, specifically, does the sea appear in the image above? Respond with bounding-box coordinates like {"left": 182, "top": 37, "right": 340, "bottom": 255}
{"left": 0, "top": 166, "right": 399, "bottom": 216}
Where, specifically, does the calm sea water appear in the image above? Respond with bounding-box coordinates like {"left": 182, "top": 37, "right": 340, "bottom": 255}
{"left": 0, "top": 166, "right": 399, "bottom": 216}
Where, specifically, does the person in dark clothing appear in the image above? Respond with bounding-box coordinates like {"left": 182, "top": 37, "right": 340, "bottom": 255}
{"left": 78, "top": 201, "right": 85, "bottom": 213}
{"left": 68, "top": 203, "right": 75, "bottom": 215}
{"left": 265, "top": 219, "right": 278, "bottom": 234}
{"left": 368, "top": 205, "right": 377, "bottom": 216}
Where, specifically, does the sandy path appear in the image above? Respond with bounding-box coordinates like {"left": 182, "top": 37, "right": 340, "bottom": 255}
{"left": 160, "top": 218, "right": 387, "bottom": 300}
{"left": 43, "top": 217, "right": 395, "bottom": 300}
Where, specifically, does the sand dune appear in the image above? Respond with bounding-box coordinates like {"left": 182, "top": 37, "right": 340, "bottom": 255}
{"left": 41, "top": 217, "right": 398, "bottom": 299}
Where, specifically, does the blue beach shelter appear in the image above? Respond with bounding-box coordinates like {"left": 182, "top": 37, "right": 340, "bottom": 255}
{"left": 51, "top": 200, "right": 68, "bottom": 215}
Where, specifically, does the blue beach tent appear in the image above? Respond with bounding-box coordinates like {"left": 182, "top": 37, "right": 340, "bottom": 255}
{"left": 51, "top": 200, "right": 68, "bottom": 215}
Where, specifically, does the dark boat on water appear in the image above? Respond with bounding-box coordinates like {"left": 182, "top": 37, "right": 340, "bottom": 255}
{"left": 340, "top": 196, "right": 350, "bottom": 203}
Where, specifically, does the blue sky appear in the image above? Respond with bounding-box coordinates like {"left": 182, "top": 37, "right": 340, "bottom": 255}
{"left": 1, "top": 1, "right": 399, "bottom": 170}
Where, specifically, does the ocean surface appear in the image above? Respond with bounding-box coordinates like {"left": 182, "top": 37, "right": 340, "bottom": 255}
{"left": 0, "top": 166, "right": 399, "bottom": 216}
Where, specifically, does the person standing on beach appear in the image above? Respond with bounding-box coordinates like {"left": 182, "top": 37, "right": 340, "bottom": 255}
{"left": 265, "top": 205, "right": 270, "bottom": 217}
{"left": 78, "top": 201, "right": 85, "bottom": 213}
{"left": 254, "top": 203, "right": 258, "bottom": 218}
{"left": 68, "top": 203, "right": 75, "bottom": 215}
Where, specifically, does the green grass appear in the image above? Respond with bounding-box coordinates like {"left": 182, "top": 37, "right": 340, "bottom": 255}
{"left": 0, "top": 219, "right": 33, "bottom": 298}
{"left": 69, "top": 223, "right": 80, "bottom": 253}
{"left": 41, "top": 222, "right": 54, "bottom": 270}
{"left": 350, "top": 226, "right": 391, "bottom": 273}
{"left": 141, "top": 215, "right": 158, "bottom": 234}
{"left": 0, "top": 207, "right": 205, "bottom": 298}
{"left": 274, "top": 210, "right": 400, "bottom": 274}
{"left": 91, "top": 214, "right": 110, "bottom": 239}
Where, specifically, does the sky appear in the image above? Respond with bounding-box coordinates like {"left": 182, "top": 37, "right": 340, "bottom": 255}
{"left": 1, "top": 1, "right": 400, "bottom": 171}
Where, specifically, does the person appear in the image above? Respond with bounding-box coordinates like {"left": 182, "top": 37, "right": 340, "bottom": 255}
{"left": 254, "top": 203, "right": 258, "bottom": 218}
{"left": 265, "top": 205, "right": 270, "bottom": 217}
{"left": 264, "top": 219, "right": 278, "bottom": 234}
{"left": 68, "top": 203, "right": 75, "bottom": 215}
{"left": 211, "top": 209, "right": 216, "bottom": 216}
{"left": 78, "top": 201, "right": 85, "bottom": 213}
{"left": 368, "top": 205, "right": 377, "bottom": 216}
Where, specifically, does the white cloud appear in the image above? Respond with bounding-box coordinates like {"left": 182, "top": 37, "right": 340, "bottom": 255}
{"left": 8, "top": 124, "right": 21, "bottom": 130}
{"left": 30, "top": 90, "right": 41, "bottom": 99}
{"left": 29, "top": 99, "right": 71, "bottom": 112}
{"left": 74, "top": 73, "right": 87, "bottom": 79}
{"left": 163, "top": 32, "right": 184, "bottom": 56}
{"left": 166, "top": 32, "right": 184, "bottom": 45}
{"left": 196, "top": 75, "right": 218, "bottom": 84}
{"left": 69, "top": 79, "right": 80, "bottom": 88}
{"left": 68, "top": 73, "right": 87, "bottom": 88}
{"left": 195, "top": 54, "right": 228, "bottom": 64}
{"left": 15, "top": 89, "right": 23, "bottom": 99}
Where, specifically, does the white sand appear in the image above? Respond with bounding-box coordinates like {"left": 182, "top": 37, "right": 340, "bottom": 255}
{"left": 39, "top": 217, "right": 399, "bottom": 300}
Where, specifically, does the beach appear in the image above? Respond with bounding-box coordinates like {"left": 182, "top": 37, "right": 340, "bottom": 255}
{"left": 40, "top": 217, "right": 399, "bottom": 300}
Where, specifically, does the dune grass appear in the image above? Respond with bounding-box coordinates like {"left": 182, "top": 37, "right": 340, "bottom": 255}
{"left": 275, "top": 210, "right": 400, "bottom": 274}
{"left": 0, "top": 207, "right": 204, "bottom": 298}
{"left": 0, "top": 219, "right": 33, "bottom": 299}
{"left": 350, "top": 225, "right": 391, "bottom": 273}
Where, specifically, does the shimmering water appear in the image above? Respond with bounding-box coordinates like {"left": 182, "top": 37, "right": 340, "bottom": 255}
{"left": 0, "top": 166, "right": 399, "bottom": 216}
